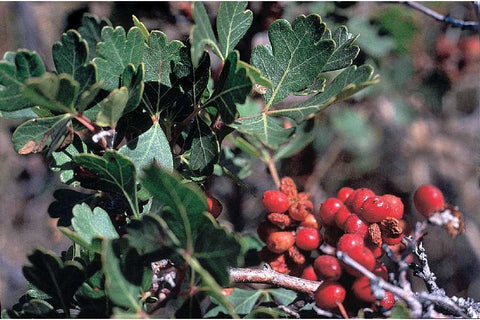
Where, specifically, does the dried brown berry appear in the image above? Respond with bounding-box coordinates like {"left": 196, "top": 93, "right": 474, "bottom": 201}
{"left": 380, "top": 217, "right": 403, "bottom": 238}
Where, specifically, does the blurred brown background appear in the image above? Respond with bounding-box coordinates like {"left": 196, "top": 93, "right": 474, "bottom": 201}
{"left": 0, "top": 1, "right": 479, "bottom": 309}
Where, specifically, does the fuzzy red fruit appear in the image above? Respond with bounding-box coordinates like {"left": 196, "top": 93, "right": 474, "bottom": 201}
{"left": 383, "top": 235, "right": 403, "bottom": 246}
{"left": 337, "top": 187, "right": 354, "bottom": 203}
{"left": 366, "top": 241, "right": 384, "bottom": 258}
{"left": 352, "top": 276, "right": 376, "bottom": 303}
{"left": 262, "top": 190, "right": 290, "bottom": 213}
{"left": 360, "top": 196, "right": 390, "bottom": 223}
{"left": 266, "top": 231, "right": 295, "bottom": 253}
{"left": 344, "top": 247, "right": 375, "bottom": 277}
{"left": 301, "top": 265, "right": 318, "bottom": 281}
{"left": 335, "top": 207, "right": 352, "bottom": 230}
{"left": 300, "top": 214, "right": 319, "bottom": 229}
{"left": 413, "top": 185, "right": 445, "bottom": 217}
{"left": 314, "top": 255, "right": 342, "bottom": 281}
{"left": 337, "top": 234, "right": 364, "bottom": 253}
{"left": 350, "top": 188, "right": 375, "bottom": 214}
{"left": 257, "top": 221, "right": 280, "bottom": 243}
{"left": 314, "top": 282, "right": 346, "bottom": 310}
{"left": 344, "top": 214, "right": 368, "bottom": 237}
{"left": 318, "top": 198, "right": 344, "bottom": 226}
{"left": 296, "top": 227, "right": 321, "bottom": 251}
{"left": 207, "top": 195, "right": 223, "bottom": 219}
{"left": 379, "top": 291, "right": 395, "bottom": 310}
{"left": 383, "top": 194, "right": 404, "bottom": 220}
{"left": 323, "top": 226, "right": 343, "bottom": 246}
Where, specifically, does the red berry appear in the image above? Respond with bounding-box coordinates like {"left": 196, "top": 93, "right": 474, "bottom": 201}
{"left": 300, "top": 214, "right": 319, "bottom": 229}
{"left": 314, "top": 255, "right": 342, "bottom": 281}
{"left": 413, "top": 185, "right": 445, "bottom": 217}
{"left": 323, "top": 226, "right": 343, "bottom": 246}
{"left": 337, "top": 187, "right": 354, "bottom": 203}
{"left": 383, "top": 235, "right": 403, "bottom": 246}
{"left": 295, "top": 227, "right": 321, "bottom": 251}
{"left": 207, "top": 195, "right": 223, "bottom": 219}
{"left": 344, "top": 247, "right": 375, "bottom": 277}
{"left": 383, "top": 194, "right": 404, "bottom": 220}
{"left": 350, "top": 188, "right": 375, "bottom": 214}
{"left": 266, "top": 231, "right": 295, "bottom": 253}
{"left": 379, "top": 291, "right": 395, "bottom": 310}
{"left": 366, "top": 241, "right": 384, "bottom": 259}
{"left": 262, "top": 190, "right": 290, "bottom": 213}
{"left": 257, "top": 221, "right": 280, "bottom": 243}
{"left": 360, "top": 196, "right": 390, "bottom": 223}
{"left": 318, "top": 198, "right": 344, "bottom": 226}
{"left": 314, "top": 282, "right": 346, "bottom": 310}
{"left": 344, "top": 214, "right": 368, "bottom": 237}
{"left": 337, "top": 234, "right": 364, "bottom": 252}
{"left": 301, "top": 265, "right": 318, "bottom": 281}
{"left": 352, "top": 276, "right": 376, "bottom": 303}
{"left": 334, "top": 206, "right": 352, "bottom": 230}
{"left": 373, "top": 262, "right": 389, "bottom": 281}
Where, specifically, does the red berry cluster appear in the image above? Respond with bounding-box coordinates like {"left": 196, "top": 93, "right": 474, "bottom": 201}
{"left": 257, "top": 181, "right": 405, "bottom": 315}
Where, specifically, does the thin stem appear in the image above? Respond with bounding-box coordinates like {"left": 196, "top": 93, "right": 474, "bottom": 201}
{"left": 336, "top": 301, "right": 349, "bottom": 319}
{"left": 265, "top": 155, "right": 281, "bottom": 188}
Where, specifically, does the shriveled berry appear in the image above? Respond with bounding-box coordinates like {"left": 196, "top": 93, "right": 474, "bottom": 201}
{"left": 337, "top": 234, "right": 364, "bottom": 253}
{"left": 266, "top": 231, "right": 295, "bottom": 253}
{"left": 207, "top": 195, "right": 223, "bottom": 219}
{"left": 314, "top": 282, "right": 346, "bottom": 310}
{"left": 300, "top": 214, "right": 319, "bottom": 229}
{"left": 366, "top": 241, "right": 384, "bottom": 259}
{"left": 383, "top": 194, "right": 404, "bottom": 220}
{"left": 257, "top": 221, "right": 280, "bottom": 243}
{"left": 350, "top": 188, "right": 375, "bottom": 214}
{"left": 334, "top": 206, "right": 352, "bottom": 230}
{"left": 344, "top": 247, "right": 375, "bottom": 277}
{"left": 414, "top": 185, "right": 445, "bottom": 217}
{"left": 301, "top": 265, "right": 318, "bottom": 281}
{"left": 318, "top": 198, "right": 344, "bottom": 226}
{"left": 360, "top": 196, "right": 390, "bottom": 223}
{"left": 352, "top": 276, "right": 376, "bottom": 303}
{"left": 314, "top": 255, "right": 342, "bottom": 281}
{"left": 323, "top": 226, "right": 343, "bottom": 246}
{"left": 379, "top": 291, "right": 395, "bottom": 310}
{"left": 344, "top": 214, "right": 368, "bottom": 237}
{"left": 296, "top": 227, "right": 321, "bottom": 251}
{"left": 262, "top": 190, "right": 290, "bottom": 213}
{"left": 337, "top": 187, "right": 354, "bottom": 203}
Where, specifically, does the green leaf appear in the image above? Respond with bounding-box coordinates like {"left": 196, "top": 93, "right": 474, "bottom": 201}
{"left": 188, "top": 117, "right": 219, "bottom": 172}
{"left": 12, "top": 114, "right": 71, "bottom": 154}
{"left": 0, "top": 108, "right": 38, "bottom": 119}
{"left": 58, "top": 227, "right": 92, "bottom": 251}
{"left": 126, "top": 214, "right": 173, "bottom": 257}
{"left": 143, "top": 31, "right": 184, "bottom": 85}
{"left": 274, "top": 118, "right": 316, "bottom": 160}
{"left": 0, "top": 50, "right": 46, "bottom": 112}
{"left": 231, "top": 113, "right": 294, "bottom": 149}
{"left": 52, "top": 30, "right": 97, "bottom": 95}
{"left": 22, "top": 248, "right": 85, "bottom": 310}
{"left": 140, "top": 164, "right": 207, "bottom": 250}
{"left": 132, "top": 15, "right": 150, "bottom": 41}
{"left": 205, "top": 51, "right": 252, "bottom": 124}
{"left": 50, "top": 134, "right": 87, "bottom": 185}
{"left": 390, "top": 302, "right": 410, "bottom": 318}
{"left": 102, "top": 239, "right": 142, "bottom": 311}
{"left": 293, "top": 76, "right": 326, "bottom": 96}
{"left": 119, "top": 121, "right": 173, "bottom": 174}
{"left": 73, "top": 151, "right": 139, "bottom": 216}
{"left": 322, "top": 26, "right": 360, "bottom": 72}
{"left": 191, "top": 2, "right": 221, "bottom": 65}
{"left": 251, "top": 14, "right": 335, "bottom": 108}
{"left": 78, "top": 14, "right": 112, "bottom": 61}
{"left": 267, "top": 65, "right": 378, "bottom": 124}
{"left": 217, "top": 1, "right": 253, "bottom": 59}
{"left": 48, "top": 189, "right": 98, "bottom": 227}
{"left": 21, "top": 299, "right": 56, "bottom": 317}
{"left": 267, "top": 288, "right": 297, "bottom": 305}
{"left": 95, "top": 86, "right": 129, "bottom": 127}
{"left": 71, "top": 203, "right": 119, "bottom": 244}
{"left": 23, "top": 73, "right": 79, "bottom": 113}
{"left": 93, "top": 26, "right": 144, "bottom": 91}
{"left": 206, "top": 288, "right": 262, "bottom": 317}
{"left": 178, "top": 50, "right": 210, "bottom": 107}
{"left": 121, "top": 63, "right": 144, "bottom": 114}
{"left": 238, "top": 61, "right": 273, "bottom": 88}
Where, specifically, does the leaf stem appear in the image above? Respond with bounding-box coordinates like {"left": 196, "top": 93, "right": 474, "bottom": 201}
{"left": 264, "top": 153, "right": 281, "bottom": 188}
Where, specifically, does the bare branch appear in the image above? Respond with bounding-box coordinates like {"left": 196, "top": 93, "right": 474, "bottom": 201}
{"left": 228, "top": 266, "right": 321, "bottom": 295}
{"left": 277, "top": 305, "right": 300, "bottom": 318}
{"left": 402, "top": 1, "right": 479, "bottom": 31}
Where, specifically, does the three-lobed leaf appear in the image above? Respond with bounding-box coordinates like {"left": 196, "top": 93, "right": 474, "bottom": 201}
{"left": 95, "top": 86, "right": 129, "bottom": 127}
{"left": 78, "top": 14, "right": 112, "bottom": 61}
{"left": 71, "top": 203, "right": 119, "bottom": 244}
